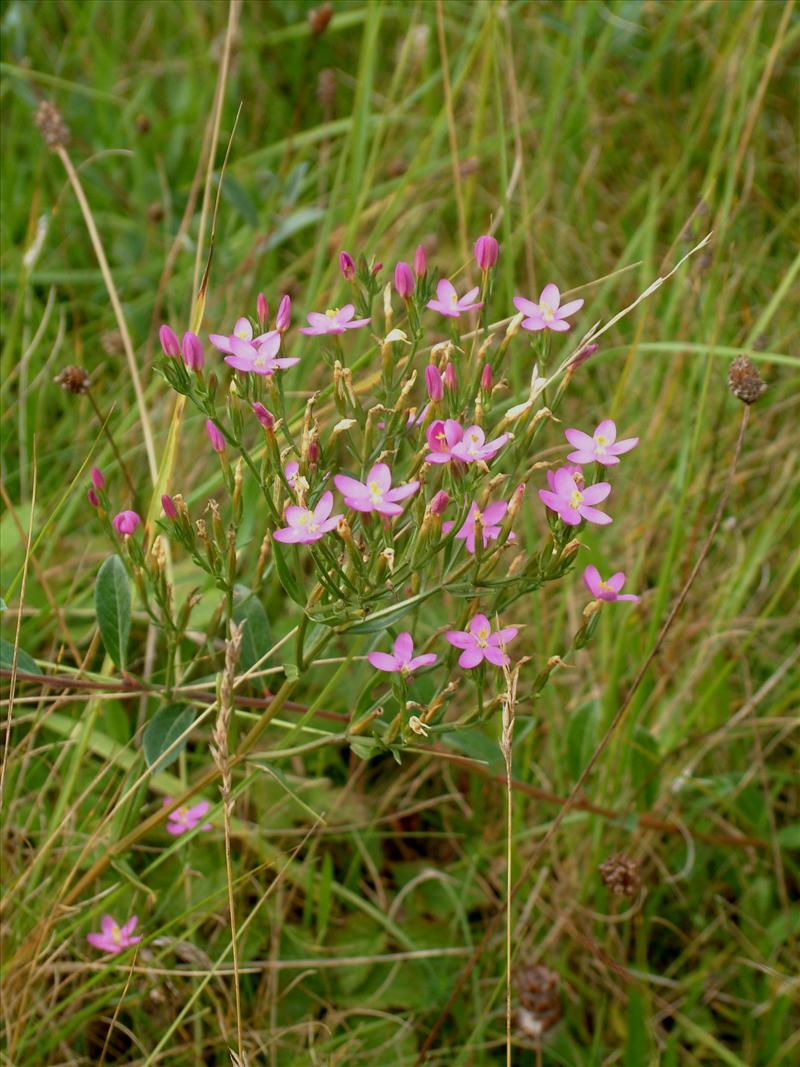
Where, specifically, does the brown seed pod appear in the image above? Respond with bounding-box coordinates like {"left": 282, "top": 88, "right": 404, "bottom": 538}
{"left": 516, "top": 964, "right": 562, "bottom": 1037}
{"left": 54, "top": 366, "right": 91, "bottom": 394}
{"left": 598, "top": 852, "right": 642, "bottom": 897}
{"left": 728, "top": 356, "right": 766, "bottom": 405}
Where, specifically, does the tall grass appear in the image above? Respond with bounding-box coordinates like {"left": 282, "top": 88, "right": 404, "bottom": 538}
{"left": 2, "top": 1, "right": 798, "bottom": 1063}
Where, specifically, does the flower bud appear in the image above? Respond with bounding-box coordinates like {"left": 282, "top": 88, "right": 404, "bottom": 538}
{"left": 425, "top": 364, "right": 443, "bottom": 402}
{"left": 308, "top": 439, "right": 320, "bottom": 465}
{"left": 413, "top": 244, "right": 427, "bottom": 277}
{"left": 275, "top": 294, "right": 291, "bottom": 333}
{"left": 87, "top": 488, "right": 100, "bottom": 508}
{"left": 112, "top": 510, "right": 141, "bottom": 537}
{"left": 444, "top": 362, "right": 457, "bottom": 392}
{"left": 480, "top": 363, "right": 492, "bottom": 393}
{"left": 252, "top": 402, "right": 275, "bottom": 430}
{"left": 182, "top": 331, "right": 204, "bottom": 371}
{"left": 256, "top": 292, "right": 268, "bottom": 326}
{"left": 159, "top": 324, "right": 180, "bottom": 357}
{"left": 90, "top": 466, "right": 105, "bottom": 491}
{"left": 569, "top": 342, "right": 598, "bottom": 370}
{"left": 474, "top": 234, "right": 498, "bottom": 271}
{"left": 161, "top": 494, "right": 178, "bottom": 520}
{"left": 430, "top": 490, "right": 449, "bottom": 515}
{"left": 339, "top": 251, "right": 356, "bottom": 281}
{"left": 394, "top": 261, "right": 414, "bottom": 299}
{"left": 205, "top": 419, "right": 225, "bottom": 453}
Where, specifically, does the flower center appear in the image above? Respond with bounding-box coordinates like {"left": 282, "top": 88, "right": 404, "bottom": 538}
{"left": 569, "top": 489, "right": 583, "bottom": 509}
{"left": 325, "top": 308, "right": 339, "bottom": 319}
{"left": 368, "top": 479, "right": 384, "bottom": 502}
{"left": 594, "top": 434, "right": 607, "bottom": 454}
{"left": 235, "top": 327, "right": 249, "bottom": 338}
{"left": 111, "top": 925, "right": 121, "bottom": 943}
{"left": 449, "top": 292, "right": 458, "bottom": 307}
{"left": 599, "top": 580, "right": 611, "bottom": 591}
{"left": 540, "top": 302, "right": 554, "bottom": 321}
{"left": 476, "top": 626, "right": 490, "bottom": 647}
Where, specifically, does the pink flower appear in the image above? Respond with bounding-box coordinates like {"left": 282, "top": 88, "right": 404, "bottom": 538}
{"left": 565, "top": 420, "right": 639, "bottom": 466}
{"left": 273, "top": 491, "right": 342, "bottom": 544}
{"left": 256, "top": 292, "right": 268, "bottom": 326}
{"left": 275, "top": 294, "right": 292, "bottom": 333}
{"left": 474, "top": 234, "right": 499, "bottom": 271}
{"left": 162, "top": 494, "right": 177, "bottom": 519}
{"left": 299, "top": 305, "right": 370, "bottom": 336}
{"left": 394, "top": 262, "right": 414, "bottom": 298}
{"left": 181, "top": 331, "right": 204, "bottom": 371}
{"left": 425, "top": 364, "right": 443, "bottom": 401}
{"left": 87, "top": 915, "right": 142, "bottom": 955}
{"left": 159, "top": 324, "right": 180, "bottom": 358}
{"left": 583, "top": 565, "right": 639, "bottom": 603}
{"left": 425, "top": 420, "right": 508, "bottom": 464}
{"left": 513, "top": 283, "right": 584, "bottom": 333}
{"left": 546, "top": 463, "right": 583, "bottom": 492}
{"left": 443, "top": 499, "right": 514, "bottom": 554}
{"left": 87, "top": 488, "right": 100, "bottom": 508}
{"left": 284, "top": 460, "right": 300, "bottom": 488}
{"left": 426, "top": 278, "right": 483, "bottom": 318}
{"left": 334, "top": 463, "right": 419, "bottom": 517}
{"left": 206, "top": 420, "right": 225, "bottom": 453}
{"left": 339, "top": 251, "right": 356, "bottom": 280}
{"left": 367, "top": 632, "right": 437, "bottom": 676}
{"left": 445, "top": 614, "right": 518, "bottom": 669}
{"left": 112, "top": 510, "right": 141, "bottom": 537}
{"left": 538, "top": 467, "right": 611, "bottom": 526}
{"left": 163, "top": 797, "right": 212, "bottom": 835}
{"left": 413, "top": 245, "right": 427, "bottom": 277}
{"left": 91, "top": 466, "right": 105, "bottom": 491}
{"left": 252, "top": 402, "right": 275, "bottom": 430}
{"left": 208, "top": 317, "right": 258, "bottom": 355}
{"left": 224, "top": 332, "right": 299, "bottom": 375}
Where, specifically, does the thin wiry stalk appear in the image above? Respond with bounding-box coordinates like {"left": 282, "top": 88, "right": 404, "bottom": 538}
{"left": 500, "top": 660, "right": 520, "bottom": 1067}
{"left": 211, "top": 621, "right": 244, "bottom": 1064}
{"left": 53, "top": 145, "right": 157, "bottom": 483}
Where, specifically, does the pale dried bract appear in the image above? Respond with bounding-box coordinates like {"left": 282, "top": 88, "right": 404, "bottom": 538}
{"left": 35, "top": 100, "right": 70, "bottom": 150}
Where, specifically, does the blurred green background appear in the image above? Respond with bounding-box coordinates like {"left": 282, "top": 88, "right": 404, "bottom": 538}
{"left": 1, "top": 1, "right": 798, "bottom": 1064}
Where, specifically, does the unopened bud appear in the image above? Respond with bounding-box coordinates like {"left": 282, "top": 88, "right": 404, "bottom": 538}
{"left": 474, "top": 234, "right": 499, "bottom": 271}
{"left": 252, "top": 402, "right": 275, "bottom": 430}
{"left": 430, "top": 490, "right": 449, "bottom": 516}
{"left": 394, "top": 261, "right": 414, "bottom": 299}
{"left": 339, "top": 251, "right": 356, "bottom": 281}
{"left": 425, "top": 364, "right": 443, "bottom": 402}
{"left": 413, "top": 244, "right": 427, "bottom": 277}
{"left": 182, "top": 331, "right": 204, "bottom": 371}
{"left": 480, "top": 363, "right": 492, "bottom": 393}
{"left": 256, "top": 292, "right": 268, "bottom": 326}
{"left": 570, "top": 342, "right": 598, "bottom": 369}
{"left": 205, "top": 419, "right": 225, "bottom": 453}
{"left": 444, "top": 362, "right": 457, "bottom": 392}
{"left": 161, "top": 494, "right": 178, "bottom": 520}
{"left": 159, "top": 324, "right": 180, "bottom": 358}
{"left": 90, "top": 466, "right": 105, "bottom": 491}
{"left": 87, "top": 488, "right": 100, "bottom": 508}
{"left": 275, "top": 294, "right": 291, "bottom": 333}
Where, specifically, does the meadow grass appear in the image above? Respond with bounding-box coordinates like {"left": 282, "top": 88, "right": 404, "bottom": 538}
{"left": 1, "top": 0, "right": 799, "bottom": 1063}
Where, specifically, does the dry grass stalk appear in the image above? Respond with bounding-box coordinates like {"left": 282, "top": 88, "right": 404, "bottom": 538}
{"left": 500, "top": 658, "right": 521, "bottom": 1067}
{"left": 211, "top": 621, "right": 244, "bottom": 1065}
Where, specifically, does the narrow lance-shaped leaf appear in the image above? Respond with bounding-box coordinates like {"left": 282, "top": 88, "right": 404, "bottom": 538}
{"left": 143, "top": 704, "right": 197, "bottom": 772}
{"left": 95, "top": 555, "right": 131, "bottom": 669}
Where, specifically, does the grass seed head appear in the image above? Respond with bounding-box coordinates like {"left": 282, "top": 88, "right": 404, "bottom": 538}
{"left": 728, "top": 355, "right": 766, "bottom": 405}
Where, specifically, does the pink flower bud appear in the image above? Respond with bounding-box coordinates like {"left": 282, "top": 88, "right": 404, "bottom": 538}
{"left": 87, "top": 488, "right": 100, "bottom": 508}
{"left": 275, "top": 294, "right": 291, "bottom": 333}
{"left": 474, "top": 234, "right": 499, "bottom": 271}
{"left": 161, "top": 494, "right": 178, "bottom": 520}
{"left": 413, "top": 244, "right": 427, "bottom": 277}
{"left": 339, "top": 251, "right": 356, "bottom": 281}
{"left": 159, "top": 324, "right": 180, "bottom": 358}
{"left": 182, "top": 331, "right": 204, "bottom": 371}
{"left": 444, "top": 362, "right": 457, "bottom": 392}
{"left": 430, "top": 490, "right": 449, "bottom": 516}
{"left": 90, "top": 466, "right": 105, "bottom": 491}
{"left": 112, "top": 510, "right": 141, "bottom": 537}
{"left": 256, "top": 292, "right": 268, "bottom": 326}
{"left": 252, "top": 402, "right": 275, "bottom": 430}
{"left": 394, "top": 261, "right": 414, "bottom": 299}
{"left": 480, "top": 363, "right": 492, "bottom": 393}
{"left": 570, "top": 343, "right": 599, "bottom": 369}
{"left": 309, "top": 440, "right": 320, "bottom": 465}
{"left": 371, "top": 261, "right": 383, "bottom": 276}
{"left": 205, "top": 419, "right": 225, "bottom": 453}
{"left": 425, "top": 364, "right": 443, "bottom": 402}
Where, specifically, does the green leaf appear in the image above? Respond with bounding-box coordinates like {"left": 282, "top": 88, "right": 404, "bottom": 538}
{"left": 143, "top": 703, "right": 196, "bottom": 771}
{"left": 0, "top": 636, "right": 38, "bottom": 676}
{"left": 566, "top": 700, "right": 599, "bottom": 781}
{"left": 630, "top": 724, "right": 660, "bottom": 810}
{"left": 95, "top": 555, "right": 131, "bottom": 669}
{"left": 623, "top": 987, "right": 649, "bottom": 1067}
{"left": 349, "top": 737, "right": 382, "bottom": 761}
{"left": 232, "top": 584, "right": 272, "bottom": 671}
{"left": 317, "top": 851, "right": 334, "bottom": 942}
{"left": 777, "top": 824, "right": 800, "bottom": 850}
{"left": 271, "top": 544, "right": 306, "bottom": 606}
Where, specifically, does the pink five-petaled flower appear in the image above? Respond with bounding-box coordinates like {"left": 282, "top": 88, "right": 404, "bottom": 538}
{"left": 367, "top": 632, "right": 438, "bottom": 677}
{"left": 426, "top": 278, "right": 483, "bottom": 318}
{"left": 300, "top": 304, "right": 371, "bottom": 336}
{"left": 224, "top": 332, "right": 300, "bottom": 376}
{"left": 443, "top": 500, "right": 514, "bottom": 555}
{"left": 112, "top": 510, "right": 141, "bottom": 537}
{"left": 445, "top": 614, "right": 518, "bottom": 669}
{"left": 565, "top": 419, "right": 639, "bottom": 467}
{"left": 334, "top": 463, "right": 419, "bottom": 517}
{"left": 538, "top": 467, "right": 611, "bottom": 526}
{"left": 583, "top": 565, "right": 640, "bottom": 603}
{"left": 208, "top": 317, "right": 258, "bottom": 355}
{"left": 86, "top": 915, "right": 141, "bottom": 955}
{"left": 425, "top": 420, "right": 508, "bottom": 465}
{"left": 273, "top": 491, "right": 342, "bottom": 544}
{"left": 513, "top": 283, "right": 584, "bottom": 333}
{"left": 284, "top": 461, "right": 300, "bottom": 489}
{"left": 163, "top": 797, "right": 213, "bottom": 835}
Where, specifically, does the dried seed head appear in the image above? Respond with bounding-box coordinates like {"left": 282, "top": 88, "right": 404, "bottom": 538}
{"left": 35, "top": 100, "right": 70, "bottom": 150}
{"left": 728, "top": 355, "right": 766, "bottom": 405}
{"left": 309, "top": 2, "right": 333, "bottom": 36}
{"left": 101, "top": 329, "right": 124, "bottom": 356}
{"left": 516, "top": 965, "right": 562, "bottom": 1037}
{"left": 54, "top": 365, "right": 91, "bottom": 394}
{"left": 598, "top": 852, "right": 642, "bottom": 897}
